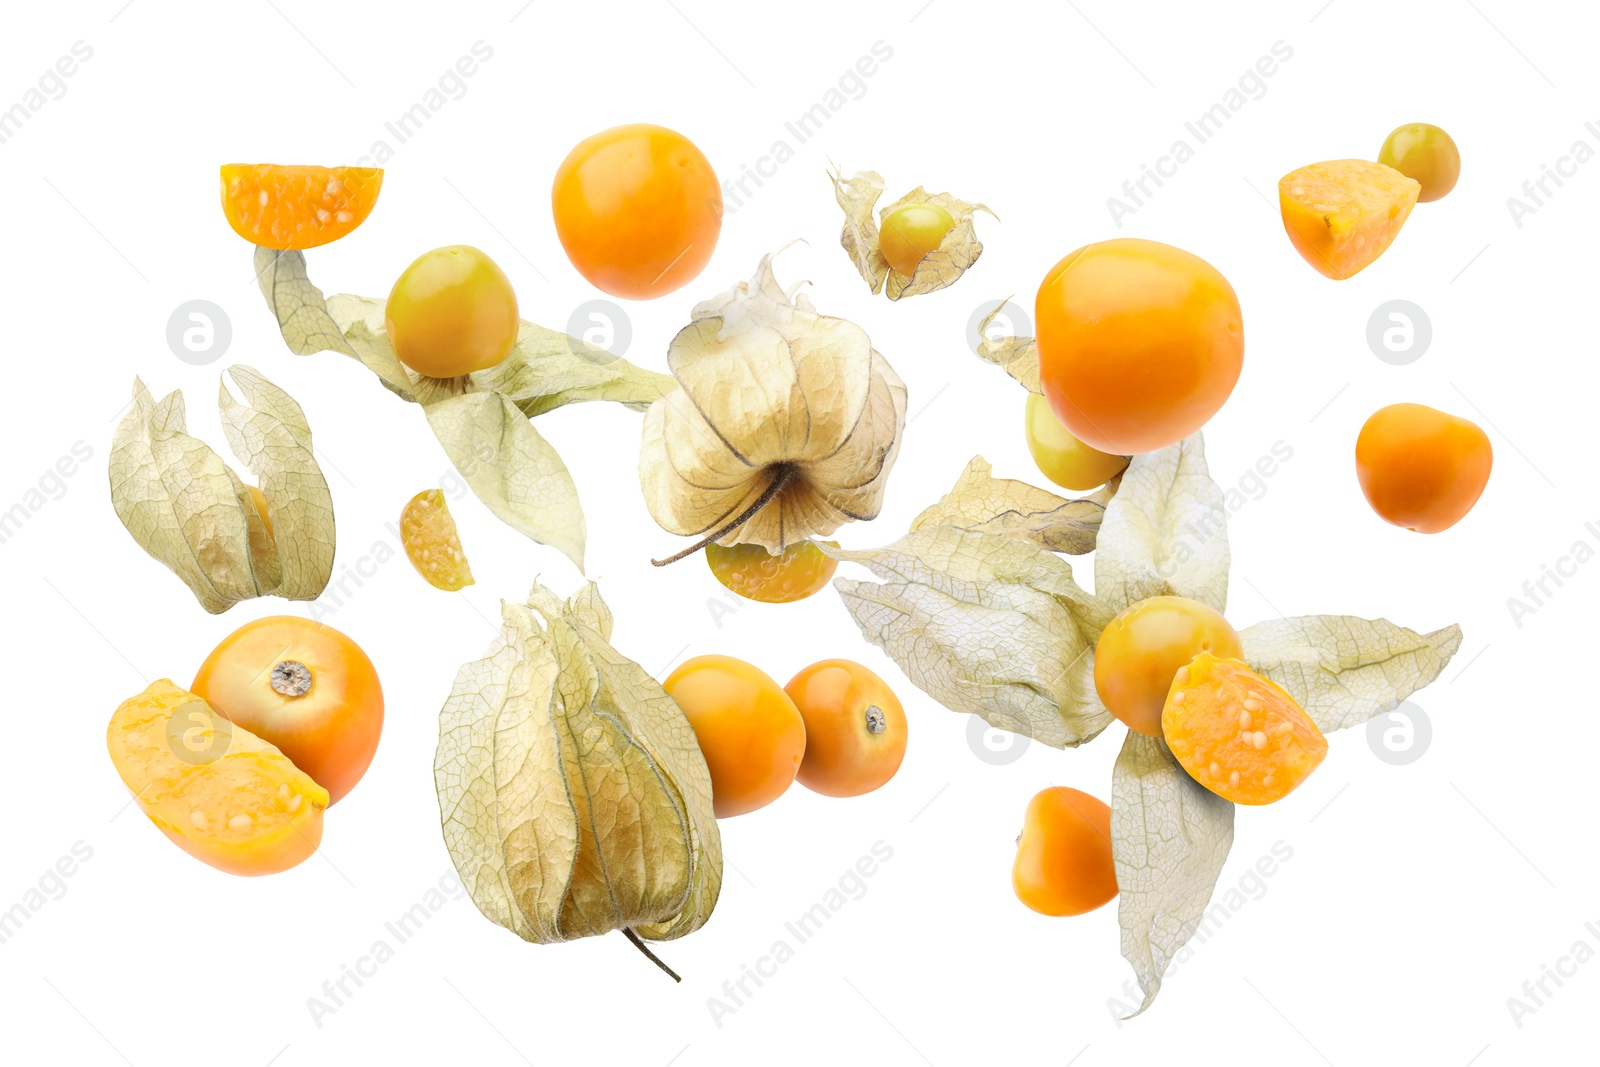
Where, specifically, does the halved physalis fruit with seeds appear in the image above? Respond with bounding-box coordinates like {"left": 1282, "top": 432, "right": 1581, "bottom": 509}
{"left": 1278, "top": 159, "right": 1419, "bottom": 279}
{"left": 706, "top": 540, "right": 838, "bottom": 604}
{"left": 106, "top": 680, "right": 328, "bottom": 876}
{"left": 220, "top": 164, "right": 383, "bottom": 250}
{"left": 400, "top": 489, "right": 474, "bottom": 591}
{"left": 1162, "top": 653, "right": 1327, "bottom": 805}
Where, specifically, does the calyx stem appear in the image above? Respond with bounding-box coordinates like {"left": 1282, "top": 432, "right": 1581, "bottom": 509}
{"left": 623, "top": 928, "right": 682, "bottom": 982}
{"left": 651, "top": 464, "right": 798, "bottom": 567}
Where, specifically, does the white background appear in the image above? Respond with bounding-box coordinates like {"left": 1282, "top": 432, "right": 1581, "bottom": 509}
{"left": 1, "top": 1, "right": 1594, "bottom": 1064}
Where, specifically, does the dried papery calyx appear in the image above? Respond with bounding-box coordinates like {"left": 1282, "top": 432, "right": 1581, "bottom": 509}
{"left": 639, "top": 248, "right": 907, "bottom": 565}
{"left": 831, "top": 168, "right": 994, "bottom": 300}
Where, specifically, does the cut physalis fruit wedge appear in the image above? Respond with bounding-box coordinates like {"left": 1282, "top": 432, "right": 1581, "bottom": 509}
{"left": 106, "top": 680, "right": 329, "bottom": 876}
{"left": 400, "top": 489, "right": 475, "bottom": 591}
{"left": 220, "top": 164, "right": 383, "bottom": 250}
{"left": 1278, "top": 159, "right": 1419, "bottom": 279}
{"left": 705, "top": 540, "right": 837, "bottom": 603}
{"left": 1162, "top": 653, "right": 1327, "bottom": 805}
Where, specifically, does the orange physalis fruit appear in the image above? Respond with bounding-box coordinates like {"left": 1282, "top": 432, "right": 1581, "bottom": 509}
{"left": 1277, "top": 160, "right": 1419, "bottom": 280}
{"left": 220, "top": 164, "right": 383, "bottom": 250}
{"left": 1162, "top": 653, "right": 1327, "bottom": 805}
{"left": 400, "top": 489, "right": 474, "bottom": 592}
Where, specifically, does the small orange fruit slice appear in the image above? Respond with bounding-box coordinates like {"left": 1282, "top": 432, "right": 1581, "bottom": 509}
{"left": 1162, "top": 653, "right": 1327, "bottom": 805}
{"left": 1278, "top": 160, "right": 1419, "bottom": 279}
{"left": 220, "top": 164, "right": 383, "bottom": 250}
{"left": 400, "top": 489, "right": 474, "bottom": 591}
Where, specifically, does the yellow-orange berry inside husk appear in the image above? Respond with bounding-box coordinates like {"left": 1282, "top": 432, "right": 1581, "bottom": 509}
{"left": 1162, "top": 653, "right": 1327, "bottom": 805}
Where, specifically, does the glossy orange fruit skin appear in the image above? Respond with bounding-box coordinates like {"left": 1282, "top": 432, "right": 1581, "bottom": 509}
{"left": 1355, "top": 403, "right": 1492, "bottom": 533}
{"left": 192, "top": 617, "right": 384, "bottom": 806}
{"left": 1094, "top": 596, "right": 1243, "bottom": 737}
{"left": 1012, "top": 786, "right": 1118, "bottom": 917}
{"left": 1035, "top": 238, "right": 1243, "bottom": 455}
{"left": 1163, "top": 653, "right": 1327, "bottom": 805}
{"left": 705, "top": 541, "right": 838, "bottom": 604}
{"left": 385, "top": 245, "right": 520, "bottom": 378}
{"left": 664, "top": 655, "right": 805, "bottom": 818}
{"left": 220, "top": 164, "right": 382, "bottom": 250}
{"left": 784, "top": 660, "right": 907, "bottom": 798}
{"left": 551, "top": 124, "right": 721, "bottom": 299}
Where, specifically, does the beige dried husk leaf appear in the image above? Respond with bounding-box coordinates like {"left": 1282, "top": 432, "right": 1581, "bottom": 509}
{"left": 435, "top": 582, "right": 721, "bottom": 960}
{"left": 972, "top": 302, "right": 1042, "bottom": 393}
{"left": 823, "top": 432, "right": 1464, "bottom": 1016}
{"left": 109, "top": 368, "right": 334, "bottom": 613}
{"left": 911, "top": 456, "right": 1119, "bottom": 555}
{"left": 830, "top": 168, "right": 994, "bottom": 300}
{"left": 254, "top": 247, "right": 677, "bottom": 571}
{"left": 639, "top": 250, "right": 907, "bottom": 560}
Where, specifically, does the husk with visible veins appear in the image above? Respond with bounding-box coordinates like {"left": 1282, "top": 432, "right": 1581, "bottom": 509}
{"left": 830, "top": 168, "right": 993, "bottom": 300}
{"left": 911, "top": 456, "right": 1120, "bottom": 555}
{"left": 253, "top": 247, "right": 677, "bottom": 571}
{"left": 435, "top": 582, "right": 721, "bottom": 950}
{"left": 639, "top": 250, "right": 907, "bottom": 555}
{"left": 972, "top": 302, "right": 1042, "bottom": 393}
{"left": 823, "top": 432, "right": 1464, "bottom": 1016}
{"left": 108, "top": 368, "right": 333, "bottom": 613}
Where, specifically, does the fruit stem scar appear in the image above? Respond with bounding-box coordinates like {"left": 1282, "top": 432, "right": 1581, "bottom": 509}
{"left": 651, "top": 463, "right": 798, "bottom": 567}
{"left": 270, "top": 660, "right": 313, "bottom": 698}
{"left": 623, "top": 927, "right": 682, "bottom": 982}
{"left": 864, "top": 705, "right": 887, "bottom": 735}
